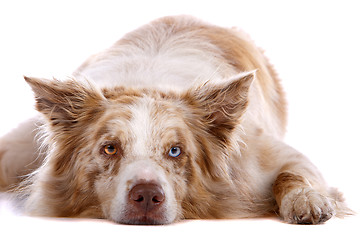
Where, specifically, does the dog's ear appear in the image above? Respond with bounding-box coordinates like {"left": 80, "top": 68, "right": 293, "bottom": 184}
{"left": 24, "top": 76, "right": 105, "bottom": 128}
{"left": 186, "top": 72, "right": 254, "bottom": 142}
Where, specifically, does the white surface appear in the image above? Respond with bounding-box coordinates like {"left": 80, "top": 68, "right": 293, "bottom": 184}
{"left": 0, "top": 216, "right": 359, "bottom": 240}
{"left": 0, "top": 0, "right": 359, "bottom": 239}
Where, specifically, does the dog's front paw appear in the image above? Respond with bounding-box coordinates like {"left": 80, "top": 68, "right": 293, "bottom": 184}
{"left": 279, "top": 188, "right": 334, "bottom": 224}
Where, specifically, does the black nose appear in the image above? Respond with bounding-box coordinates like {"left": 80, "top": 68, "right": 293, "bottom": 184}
{"left": 128, "top": 183, "right": 165, "bottom": 213}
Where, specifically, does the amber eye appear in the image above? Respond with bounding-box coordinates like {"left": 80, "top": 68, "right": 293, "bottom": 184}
{"left": 104, "top": 144, "right": 117, "bottom": 155}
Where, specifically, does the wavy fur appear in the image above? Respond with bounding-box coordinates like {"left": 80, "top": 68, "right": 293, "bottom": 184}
{"left": 0, "top": 16, "right": 351, "bottom": 224}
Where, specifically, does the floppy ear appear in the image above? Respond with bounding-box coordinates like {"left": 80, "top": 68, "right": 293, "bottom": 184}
{"left": 24, "top": 76, "right": 105, "bottom": 128}
{"left": 187, "top": 72, "right": 254, "bottom": 142}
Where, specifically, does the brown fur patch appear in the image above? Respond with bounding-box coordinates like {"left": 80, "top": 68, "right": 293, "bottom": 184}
{"left": 0, "top": 150, "right": 5, "bottom": 160}
{"left": 0, "top": 150, "right": 7, "bottom": 189}
{"left": 272, "top": 172, "right": 308, "bottom": 206}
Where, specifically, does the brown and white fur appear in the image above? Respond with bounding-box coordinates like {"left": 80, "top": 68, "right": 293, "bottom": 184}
{"left": 0, "top": 16, "right": 350, "bottom": 224}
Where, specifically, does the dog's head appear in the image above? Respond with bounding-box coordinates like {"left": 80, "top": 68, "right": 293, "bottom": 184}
{"left": 24, "top": 72, "right": 253, "bottom": 224}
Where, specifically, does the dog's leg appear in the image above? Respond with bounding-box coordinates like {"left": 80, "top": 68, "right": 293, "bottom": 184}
{"left": 0, "top": 117, "right": 43, "bottom": 190}
{"left": 267, "top": 140, "right": 336, "bottom": 224}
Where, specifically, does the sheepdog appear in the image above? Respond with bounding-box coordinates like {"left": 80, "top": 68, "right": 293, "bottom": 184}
{"left": 0, "top": 16, "right": 350, "bottom": 224}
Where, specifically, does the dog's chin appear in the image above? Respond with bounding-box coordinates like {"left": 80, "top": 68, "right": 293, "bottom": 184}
{"left": 112, "top": 214, "right": 172, "bottom": 225}
{"left": 122, "top": 216, "right": 167, "bottom": 225}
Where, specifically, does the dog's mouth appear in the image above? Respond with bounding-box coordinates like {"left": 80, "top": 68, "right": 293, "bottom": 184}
{"left": 122, "top": 215, "right": 166, "bottom": 225}
{"left": 116, "top": 208, "right": 170, "bottom": 225}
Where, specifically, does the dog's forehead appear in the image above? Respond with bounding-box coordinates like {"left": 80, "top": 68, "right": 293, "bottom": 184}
{"left": 127, "top": 95, "right": 187, "bottom": 136}
{"left": 100, "top": 92, "right": 187, "bottom": 143}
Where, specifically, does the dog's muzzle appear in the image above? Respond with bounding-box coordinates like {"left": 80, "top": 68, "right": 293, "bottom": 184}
{"left": 125, "top": 181, "right": 167, "bottom": 225}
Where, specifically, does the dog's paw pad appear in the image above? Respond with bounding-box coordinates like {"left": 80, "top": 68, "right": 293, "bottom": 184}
{"left": 280, "top": 188, "right": 334, "bottom": 224}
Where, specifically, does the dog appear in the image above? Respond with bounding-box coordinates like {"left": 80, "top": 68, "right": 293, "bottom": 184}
{"left": 0, "top": 15, "right": 351, "bottom": 224}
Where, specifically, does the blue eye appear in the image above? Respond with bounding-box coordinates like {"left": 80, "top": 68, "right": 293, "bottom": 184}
{"left": 169, "top": 147, "right": 181, "bottom": 158}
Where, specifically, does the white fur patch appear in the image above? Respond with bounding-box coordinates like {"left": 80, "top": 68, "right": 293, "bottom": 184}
{"left": 107, "top": 98, "right": 178, "bottom": 223}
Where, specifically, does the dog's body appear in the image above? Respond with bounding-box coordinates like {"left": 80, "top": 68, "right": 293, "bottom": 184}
{"left": 0, "top": 16, "right": 350, "bottom": 224}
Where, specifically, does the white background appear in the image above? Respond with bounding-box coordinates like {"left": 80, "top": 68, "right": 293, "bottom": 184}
{"left": 0, "top": 0, "right": 359, "bottom": 238}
